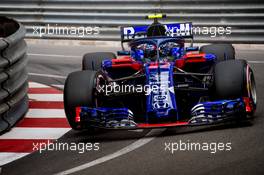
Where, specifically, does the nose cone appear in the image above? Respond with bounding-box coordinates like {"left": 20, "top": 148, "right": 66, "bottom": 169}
{"left": 145, "top": 62, "right": 178, "bottom": 121}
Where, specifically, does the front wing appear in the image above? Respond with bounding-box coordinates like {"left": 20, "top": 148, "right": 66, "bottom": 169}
{"left": 74, "top": 98, "right": 249, "bottom": 130}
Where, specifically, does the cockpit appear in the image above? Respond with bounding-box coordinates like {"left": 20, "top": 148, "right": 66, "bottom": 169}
{"left": 130, "top": 38, "right": 184, "bottom": 62}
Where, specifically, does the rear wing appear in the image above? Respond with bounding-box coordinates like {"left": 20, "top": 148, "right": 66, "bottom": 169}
{"left": 120, "top": 22, "right": 193, "bottom": 42}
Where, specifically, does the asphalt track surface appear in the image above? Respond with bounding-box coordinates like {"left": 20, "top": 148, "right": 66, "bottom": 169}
{"left": 1, "top": 42, "right": 264, "bottom": 175}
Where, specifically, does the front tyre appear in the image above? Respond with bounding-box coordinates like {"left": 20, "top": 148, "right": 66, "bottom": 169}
{"left": 213, "top": 60, "right": 256, "bottom": 115}
{"left": 64, "top": 70, "right": 97, "bottom": 130}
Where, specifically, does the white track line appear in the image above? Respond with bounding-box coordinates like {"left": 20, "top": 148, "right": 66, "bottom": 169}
{"left": 29, "top": 73, "right": 66, "bottom": 79}
{"left": 29, "top": 94, "right": 63, "bottom": 101}
{"left": 248, "top": 61, "right": 264, "bottom": 64}
{"left": 26, "top": 109, "right": 65, "bottom": 118}
{"left": 0, "top": 153, "right": 29, "bottom": 166}
{"left": 29, "top": 82, "right": 49, "bottom": 88}
{"left": 129, "top": 129, "right": 144, "bottom": 132}
{"left": 0, "top": 128, "right": 70, "bottom": 140}
{"left": 28, "top": 53, "right": 80, "bottom": 58}
{"left": 55, "top": 128, "right": 165, "bottom": 175}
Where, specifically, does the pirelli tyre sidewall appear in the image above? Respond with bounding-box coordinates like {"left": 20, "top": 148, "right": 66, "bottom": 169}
{"left": 246, "top": 64, "right": 257, "bottom": 115}
{"left": 64, "top": 70, "right": 97, "bottom": 130}
{"left": 82, "top": 52, "right": 116, "bottom": 71}
{"left": 213, "top": 59, "right": 257, "bottom": 115}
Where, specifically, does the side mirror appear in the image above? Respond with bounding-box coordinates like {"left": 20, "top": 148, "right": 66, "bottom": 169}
{"left": 117, "top": 50, "right": 130, "bottom": 56}
{"left": 186, "top": 46, "right": 199, "bottom": 52}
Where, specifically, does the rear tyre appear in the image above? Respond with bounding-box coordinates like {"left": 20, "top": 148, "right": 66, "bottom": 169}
{"left": 64, "top": 70, "right": 97, "bottom": 129}
{"left": 200, "top": 44, "right": 235, "bottom": 62}
{"left": 82, "top": 52, "right": 116, "bottom": 71}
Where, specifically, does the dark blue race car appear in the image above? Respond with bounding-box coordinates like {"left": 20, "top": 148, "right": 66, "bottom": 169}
{"left": 64, "top": 14, "right": 257, "bottom": 130}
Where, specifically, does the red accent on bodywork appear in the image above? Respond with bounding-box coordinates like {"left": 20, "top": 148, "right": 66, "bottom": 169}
{"left": 149, "top": 62, "right": 169, "bottom": 69}
{"left": 111, "top": 56, "right": 142, "bottom": 71}
{"left": 175, "top": 52, "right": 207, "bottom": 69}
{"left": 137, "top": 121, "right": 189, "bottom": 128}
{"left": 243, "top": 97, "right": 254, "bottom": 113}
{"left": 75, "top": 107, "right": 81, "bottom": 122}
{"left": 175, "top": 59, "right": 185, "bottom": 69}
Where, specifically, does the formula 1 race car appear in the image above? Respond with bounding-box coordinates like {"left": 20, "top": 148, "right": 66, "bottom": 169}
{"left": 64, "top": 14, "right": 257, "bottom": 130}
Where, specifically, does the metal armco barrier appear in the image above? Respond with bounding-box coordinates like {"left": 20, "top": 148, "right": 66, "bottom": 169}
{"left": 0, "top": 0, "right": 263, "bottom": 43}
{"left": 0, "top": 16, "right": 28, "bottom": 134}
